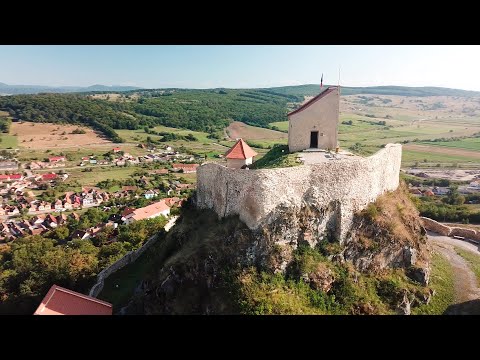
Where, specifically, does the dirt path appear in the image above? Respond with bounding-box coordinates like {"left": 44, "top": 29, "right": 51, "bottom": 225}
{"left": 428, "top": 235, "right": 480, "bottom": 314}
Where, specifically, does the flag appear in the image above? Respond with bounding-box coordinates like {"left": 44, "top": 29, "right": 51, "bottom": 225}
{"left": 320, "top": 73, "right": 323, "bottom": 89}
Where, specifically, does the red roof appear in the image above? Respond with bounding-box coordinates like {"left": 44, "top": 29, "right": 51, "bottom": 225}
{"left": 49, "top": 156, "right": 65, "bottom": 161}
{"left": 9, "top": 174, "right": 22, "bottom": 179}
{"left": 287, "top": 86, "right": 338, "bottom": 117}
{"left": 34, "top": 285, "right": 113, "bottom": 315}
{"left": 225, "top": 139, "right": 258, "bottom": 160}
{"left": 113, "top": 147, "right": 121, "bottom": 151}
{"left": 131, "top": 200, "right": 170, "bottom": 221}
{"left": 172, "top": 163, "right": 199, "bottom": 170}
{"left": 42, "top": 173, "right": 57, "bottom": 180}
{"left": 0, "top": 175, "right": 9, "bottom": 180}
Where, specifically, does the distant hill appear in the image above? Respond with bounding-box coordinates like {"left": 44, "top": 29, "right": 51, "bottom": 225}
{"left": 267, "top": 84, "right": 480, "bottom": 98}
{"left": 0, "top": 82, "right": 141, "bottom": 95}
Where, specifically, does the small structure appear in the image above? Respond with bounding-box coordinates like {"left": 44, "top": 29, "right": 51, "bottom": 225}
{"left": 0, "top": 161, "right": 18, "bottom": 171}
{"left": 48, "top": 156, "right": 66, "bottom": 163}
{"left": 172, "top": 163, "right": 199, "bottom": 173}
{"left": 112, "top": 147, "right": 121, "bottom": 153}
{"left": 287, "top": 86, "right": 339, "bottom": 152}
{"left": 224, "top": 138, "right": 258, "bottom": 169}
{"left": 34, "top": 284, "right": 112, "bottom": 315}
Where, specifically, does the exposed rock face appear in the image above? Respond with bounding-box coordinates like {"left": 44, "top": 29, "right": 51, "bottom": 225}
{"left": 127, "top": 185, "right": 430, "bottom": 315}
{"left": 196, "top": 144, "right": 402, "bottom": 243}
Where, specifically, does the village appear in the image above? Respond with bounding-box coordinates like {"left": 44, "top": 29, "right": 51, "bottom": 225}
{"left": 0, "top": 143, "right": 199, "bottom": 243}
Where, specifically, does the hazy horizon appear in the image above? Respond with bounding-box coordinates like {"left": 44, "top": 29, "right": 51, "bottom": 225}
{"left": 2, "top": 45, "right": 480, "bottom": 91}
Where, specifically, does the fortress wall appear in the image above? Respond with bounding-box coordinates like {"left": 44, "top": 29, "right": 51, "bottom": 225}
{"left": 196, "top": 144, "right": 402, "bottom": 241}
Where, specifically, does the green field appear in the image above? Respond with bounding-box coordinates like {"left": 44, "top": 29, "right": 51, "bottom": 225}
{"left": 418, "top": 137, "right": 480, "bottom": 151}
{"left": 65, "top": 166, "right": 138, "bottom": 186}
{"left": 117, "top": 125, "right": 213, "bottom": 144}
{"left": 0, "top": 134, "right": 18, "bottom": 149}
{"left": 402, "top": 149, "right": 480, "bottom": 165}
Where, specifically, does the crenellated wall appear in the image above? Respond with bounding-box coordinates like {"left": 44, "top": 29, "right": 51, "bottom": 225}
{"left": 196, "top": 144, "right": 402, "bottom": 242}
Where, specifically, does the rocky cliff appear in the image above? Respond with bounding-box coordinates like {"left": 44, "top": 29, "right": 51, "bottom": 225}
{"left": 125, "top": 184, "right": 431, "bottom": 315}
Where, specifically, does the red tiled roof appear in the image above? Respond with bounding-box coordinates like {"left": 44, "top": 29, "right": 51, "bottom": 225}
{"left": 0, "top": 175, "right": 9, "bottom": 180}
{"left": 225, "top": 139, "right": 258, "bottom": 160}
{"left": 172, "top": 163, "right": 199, "bottom": 170}
{"left": 34, "top": 285, "right": 112, "bottom": 315}
{"left": 49, "top": 156, "right": 65, "bottom": 161}
{"left": 287, "top": 86, "right": 338, "bottom": 117}
{"left": 9, "top": 174, "right": 22, "bottom": 179}
{"left": 131, "top": 200, "right": 170, "bottom": 221}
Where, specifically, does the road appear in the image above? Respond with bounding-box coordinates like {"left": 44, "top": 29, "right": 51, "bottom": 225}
{"left": 427, "top": 232, "right": 480, "bottom": 314}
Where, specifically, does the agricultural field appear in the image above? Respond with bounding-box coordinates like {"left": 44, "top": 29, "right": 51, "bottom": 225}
{"left": 11, "top": 122, "right": 111, "bottom": 149}
{"left": 64, "top": 166, "right": 139, "bottom": 187}
{"left": 0, "top": 134, "right": 17, "bottom": 149}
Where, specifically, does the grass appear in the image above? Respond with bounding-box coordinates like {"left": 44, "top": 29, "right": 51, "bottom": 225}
{"left": 455, "top": 247, "right": 480, "bottom": 286}
{"left": 65, "top": 166, "right": 138, "bottom": 186}
{"left": 0, "top": 134, "right": 18, "bottom": 149}
{"left": 97, "top": 234, "right": 167, "bottom": 309}
{"left": 251, "top": 144, "right": 300, "bottom": 169}
{"left": 418, "top": 137, "right": 480, "bottom": 151}
{"left": 413, "top": 251, "right": 455, "bottom": 315}
{"left": 402, "top": 149, "right": 480, "bottom": 165}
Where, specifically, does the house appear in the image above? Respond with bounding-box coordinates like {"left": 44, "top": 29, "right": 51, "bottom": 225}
{"left": 423, "top": 189, "right": 435, "bottom": 197}
{"left": 49, "top": 156, "right": 66, "bottom": 163}
{"left": 122, "top": 185, "right": 138, "bottom": 192}
{"left": 9, "top": 174, "right": 23, "bottom": 181}
{"left": 81, "top": 156, "right": 90, "bottom": 161}
{"left": 172, "top": 163, "right": 199, "bottom": 173}
{"left": 224, "top": 139, "right": 258, "bottom": 169}
{"left": 64, "top": 202, "right": 73, "bottom": 210}
{"left": 0, "top": 161, "right": 18, "bottom": 171}
{"left": 57, "top": 213, "right": 68, "bottom": 225}
{"left": 112, "top": 147, "right": 121, "bottom": 153}
{"left": 34, "top": 284, "right": 112, "bottom": 315}
{"left": 89, "top": 159, "right": 97, "bottom": 164}
{"left": 144, "top": 189, "right": 158, "bottom": 199}
{"left": 287, "top": 86, "right": 339, "bottom": 152}
{"left": 45, "top": 214, "right": 58, "bottom": 228}
{"left": 409, "top": 188, "right": 423, "bottom": 196}
{"left": 42, "top": 173, "right": 58, "bottom": 181}
{"left": 69, "top": 212, "right": 80, "bottom": 221}
{"left": 54, "top": 199, "right": 64, "bottom": 211}
{"left": 164, "top": 197, "right": 180, "bottom": 207}
{"left": 32, "top": 215, "right": 45, "bottom": 224}
{"left": 123, "top": 200, "right": 170, "bottom": 225}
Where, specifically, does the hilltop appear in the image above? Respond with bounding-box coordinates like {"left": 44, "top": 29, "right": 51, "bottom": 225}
{"left": 120, "top": 185, "right": 432, "bottom": 315}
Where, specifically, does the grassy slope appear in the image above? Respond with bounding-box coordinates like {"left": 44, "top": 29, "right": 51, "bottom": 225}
{"left": 413, "top": 252, "right": 455, "bottom": 315}
{"left": 455, "top": 247, "right": 480, "bottom": 285}
{"left": 251, "top": 144, "right": 299, "bottom": 169}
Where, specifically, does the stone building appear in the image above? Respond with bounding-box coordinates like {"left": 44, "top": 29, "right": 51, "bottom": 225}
{"left": 287, "top": 86, "right": 339, "bottom": 152}
{"left": 225, "top": 138, "right": 258, "bottom": 169}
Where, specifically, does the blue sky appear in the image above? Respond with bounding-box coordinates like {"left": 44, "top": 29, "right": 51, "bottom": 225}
{"left": 1, "top": 45, "right": 480, "bottom": 90}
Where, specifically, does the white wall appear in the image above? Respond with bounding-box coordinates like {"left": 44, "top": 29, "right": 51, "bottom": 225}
{"left": 288, "top": 88, "right": 339, "bottom": 152}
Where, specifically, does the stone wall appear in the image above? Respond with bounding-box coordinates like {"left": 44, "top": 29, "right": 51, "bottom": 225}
{"left": 89, "top": 232, "right": 162, "bottom": 298}
{"left": 196, "top": 143, "right": 402, "bottom": 242}
{"left": 421, "top": 216, "right": 480, "bottom": 241}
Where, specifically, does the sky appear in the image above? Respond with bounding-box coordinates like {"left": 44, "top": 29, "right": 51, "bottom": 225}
{"left": 1, "top": 45, "right": 480, "bottom": 90}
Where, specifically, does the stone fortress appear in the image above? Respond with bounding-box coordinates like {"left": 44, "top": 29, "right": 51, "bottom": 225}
{"left": 196, "top": 86, "right": 402, "bottom": 243}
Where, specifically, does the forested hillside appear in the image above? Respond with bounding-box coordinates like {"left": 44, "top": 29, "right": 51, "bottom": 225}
{"left": 0, "top": 89, "right": 299, "bottom": 140}
{"left": 2, "top": 84, "right": 480, "bottom": 142}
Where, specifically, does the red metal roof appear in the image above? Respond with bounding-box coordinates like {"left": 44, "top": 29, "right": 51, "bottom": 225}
{"left": 34, "top": 285, "right": 112, "bottom": 315}
{"left": 225, "top": 139, "right": 258, "bottom": 160}
{"left": 287, "top": 86, "right": 338, "bottom": 117}
{"left": 9, "top": 174, "right": 22, "bottom": 179}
